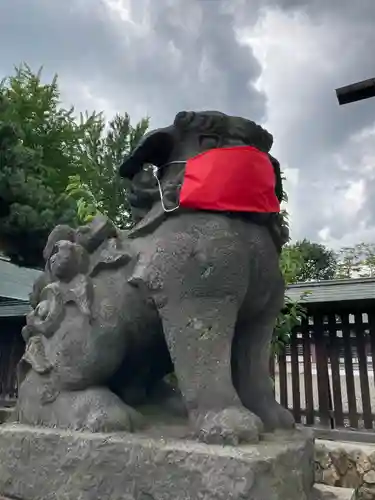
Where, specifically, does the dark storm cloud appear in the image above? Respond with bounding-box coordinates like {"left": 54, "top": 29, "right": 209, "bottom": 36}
{"left": 274, "top": 0, "right": 375, "bottom": 157}
{"left": 253, "top": 0, "right": 375, "bottom": 243}
{"left": 0, "top": 0, "right": 266, "bottom": 127}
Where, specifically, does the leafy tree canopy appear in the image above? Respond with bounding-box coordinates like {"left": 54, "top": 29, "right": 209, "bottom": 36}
{"left": 0, "top": 65, "right": 148, "bottom": 267}
{"left": 335, "top": 242, "right": 375, "bottom": 279}
{"left": 281, "top": 238, "right": 337, "bottom": 283}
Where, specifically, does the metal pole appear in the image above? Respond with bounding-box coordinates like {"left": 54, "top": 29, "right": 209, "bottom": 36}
{"left": 336, "top": 77, "right": 375, "bottom": 105}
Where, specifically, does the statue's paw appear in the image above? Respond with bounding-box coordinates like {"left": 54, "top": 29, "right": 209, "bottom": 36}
{"left": 84, "top": 401, "right": 144, "bottom": 433}
{"left": 17, "top": 378, "right": 145, "bottom": 434}
{"left": 255, "top": 400, "right": 295, "bottom": 432}
{"left": 65, "top": 388, "right": 145, "bottom": 433}
{"left": 193, "top": 406, "right": 263, "bottom": 446}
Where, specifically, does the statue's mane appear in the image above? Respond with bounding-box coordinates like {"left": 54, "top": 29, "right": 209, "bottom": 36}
{"left": 173, "top": 111, "right": 274, "bottom": 153}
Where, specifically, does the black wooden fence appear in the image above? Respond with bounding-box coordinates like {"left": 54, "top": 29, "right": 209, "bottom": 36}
{"left": 270, "top": 309, "right": 375, "bottom": 430}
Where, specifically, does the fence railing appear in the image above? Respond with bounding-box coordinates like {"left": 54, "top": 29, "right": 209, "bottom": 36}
{"left": 271, "top": 310, "right": 375, "bottom": 430}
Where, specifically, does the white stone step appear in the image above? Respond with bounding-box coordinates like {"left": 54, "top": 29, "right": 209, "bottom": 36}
{"left": 312, "top": 484, "right": 355, "bottom": 500}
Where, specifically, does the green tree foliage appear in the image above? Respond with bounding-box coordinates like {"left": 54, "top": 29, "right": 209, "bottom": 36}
{"left": 336, "top": 243, "right": 375, "bottom": 278}
{"left": 272, "top": 180, "right": 308, "bottom": 353}
{"left": 281, "top": 239, "right": 337, "bottom": 283}
{"left": 274, "top": 241, "right": 308, "bottom": 354}
{"left": 358, "top": 243, "right": 375, "bottom": 277}
{"left": 0, "top": 66, "right": 87, "bottom": 266}
{"left": 0, "top": 65, "right": 148, "bottom": 266}
{"left": 273, "top": 296, "right": 307, "bottom": 354}
{"left": 66, "top": 112, "right": 149, "bottom": 227}
{"left": 279, "top": 244, "right": 304, "bottom": 285}
{"left": 335, "top": 246, "right": 362, "bottom": 278}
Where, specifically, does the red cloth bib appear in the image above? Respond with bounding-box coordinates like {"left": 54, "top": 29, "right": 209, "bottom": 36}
{"left": 179, "top": 146, "right": 280, "bottom": 213}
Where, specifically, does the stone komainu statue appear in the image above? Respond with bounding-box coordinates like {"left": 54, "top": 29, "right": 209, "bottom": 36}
{"left": 15, "top": 111, "right": 293, "bottom": 445}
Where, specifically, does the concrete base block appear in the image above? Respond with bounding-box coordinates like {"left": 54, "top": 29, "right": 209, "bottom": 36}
{"left": 0, "top": 424, "right": 314, "bottom": 500}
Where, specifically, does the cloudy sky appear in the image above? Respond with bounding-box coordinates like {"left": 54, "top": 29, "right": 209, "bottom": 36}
{"left": 1, "top": 0, "right": 375, "bottom": 249}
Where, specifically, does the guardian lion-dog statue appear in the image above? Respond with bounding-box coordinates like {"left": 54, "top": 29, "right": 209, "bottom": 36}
{"left": 15, "top": 111, "right": 293, "bottom": 446}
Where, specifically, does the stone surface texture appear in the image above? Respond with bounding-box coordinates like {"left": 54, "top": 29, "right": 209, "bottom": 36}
{"left": 0, "top": 425, "right": 314, "bottom": 500}
{"left": 312, "top": 484, "right": 355, "bottom": 500}
{"left": 315, "top": 440, "right": 375, "bottom": 499}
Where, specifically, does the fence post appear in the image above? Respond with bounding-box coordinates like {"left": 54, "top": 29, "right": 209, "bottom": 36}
{"left": 342, "top": 313, "right": 359, "bottom": 429}
{"left": 313, "top": 314, "right": 333, "bottom": 428}
{"left": 327, "top": 313, "right": 344, "bottom": 427}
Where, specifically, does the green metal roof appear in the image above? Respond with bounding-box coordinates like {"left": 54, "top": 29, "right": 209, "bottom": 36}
{"left": 0, "top": 298, "right": 31, "bottom": 317}
{"left": 287, "top": 277, "right": 375, "bottom": 304}
{"left": 0, "top": 258, "right": 42, "bottom": 302}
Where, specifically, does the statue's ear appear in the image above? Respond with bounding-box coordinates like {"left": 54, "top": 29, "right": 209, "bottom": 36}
{"left": 119, "top": 125, "right": 175, "bottom": 179}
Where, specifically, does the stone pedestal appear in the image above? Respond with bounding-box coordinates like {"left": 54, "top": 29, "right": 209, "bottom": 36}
{"left": 0, "top": 424, "right": 314, "bottom": 500}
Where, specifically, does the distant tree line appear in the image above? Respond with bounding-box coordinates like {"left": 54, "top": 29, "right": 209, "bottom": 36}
{"left": 281, "top": 240, "right": 375, "bottom": 284}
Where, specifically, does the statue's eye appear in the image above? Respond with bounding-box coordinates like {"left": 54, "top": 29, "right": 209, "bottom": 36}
{"left": 199, "top": 134, "right": 219, "bottom": 151}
